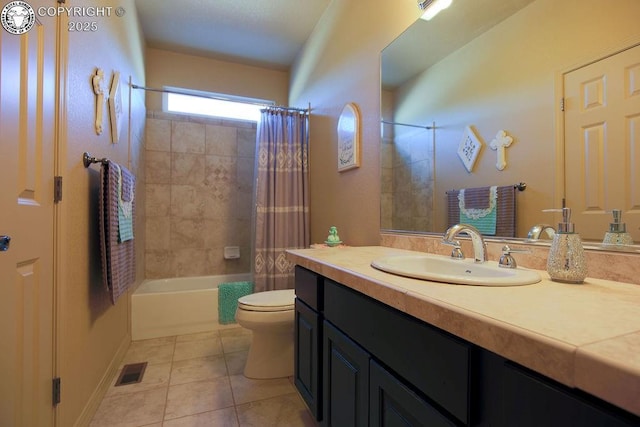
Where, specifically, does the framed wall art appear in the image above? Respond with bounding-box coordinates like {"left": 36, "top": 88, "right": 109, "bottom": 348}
{"left": 457, "top": 125, "right": 483, "bottom": 172}
{"left": 337, "top": 102, "right": 360, "bottom": 172}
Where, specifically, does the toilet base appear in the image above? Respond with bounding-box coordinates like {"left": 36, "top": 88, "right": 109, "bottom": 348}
{"left": 243, "top": 328, "right": 294, "bottom": 379}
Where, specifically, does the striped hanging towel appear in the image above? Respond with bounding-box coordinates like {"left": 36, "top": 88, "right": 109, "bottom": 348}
{"left": 459, "top": 186, "right": 498, "bottom": 235}
{"left": 99, "top": 160, "right": 136, "bottom": 304}
{"left": 447, "top": 185, "right": 517, "bottom": 237}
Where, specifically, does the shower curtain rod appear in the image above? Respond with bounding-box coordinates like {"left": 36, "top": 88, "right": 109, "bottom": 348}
{"left": 130, "top": 84, "right": 310, "bottom": 113}
{"left": 381, "top": 120, "right": 435, "bottom": 130}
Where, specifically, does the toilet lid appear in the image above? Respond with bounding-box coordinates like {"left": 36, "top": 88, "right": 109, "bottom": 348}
{"left": 238, "top": 289, "right": 295, "bottom": 312}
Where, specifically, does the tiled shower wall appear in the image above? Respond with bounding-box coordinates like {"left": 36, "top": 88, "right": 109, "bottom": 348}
{"left": 381, "top": 124, "right": 435, "bottom": 232}
{"left": 144, "top": 111, "right": 256, "bottom": 279}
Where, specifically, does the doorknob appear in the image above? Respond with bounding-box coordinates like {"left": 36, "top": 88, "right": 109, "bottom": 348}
{"left": 0, "top": 235, "right": 11, "bottom": 251}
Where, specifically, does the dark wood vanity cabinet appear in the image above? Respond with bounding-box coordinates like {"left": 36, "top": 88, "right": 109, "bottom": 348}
{"left": 294, "top": 267, "right": 323, "bottom": 421}
{"left": 295, "top": 266, "right": 467, "bottom": 426}
{"left": 294, "top": 266, "right": 640, "bottom": 427}
{"left": 323, "top": 320, "right": 455, "bottom": 427}
{"left": 324, "top": 275, "right": 471, "bottom": 426}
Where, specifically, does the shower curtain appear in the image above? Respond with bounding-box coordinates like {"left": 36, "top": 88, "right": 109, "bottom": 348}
{"left": 253, "top": 108, "right": 309, "bottom": 292}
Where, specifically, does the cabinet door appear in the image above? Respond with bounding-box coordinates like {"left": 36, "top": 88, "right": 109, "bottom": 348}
{"left": 294, "top": 299, "right": 321, "bottom": 421}
{"left": 323, "top": 321, "right": 370, "bottom": 427}
{"left": 370, "top": 360, "right": 456, "bottom": 427}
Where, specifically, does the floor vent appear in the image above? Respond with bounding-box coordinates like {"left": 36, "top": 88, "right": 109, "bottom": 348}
{"left": 115, "top": 362, "right": 147, "bottom": 387}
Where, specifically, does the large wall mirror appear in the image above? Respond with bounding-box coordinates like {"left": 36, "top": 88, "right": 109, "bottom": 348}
{"left": 380, "top": 0, "right": 640, "bottom": 251}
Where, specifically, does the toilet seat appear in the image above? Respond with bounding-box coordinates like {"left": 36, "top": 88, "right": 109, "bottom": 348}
{"left": 237, "top": 289, "right": 295, "bottom": 312}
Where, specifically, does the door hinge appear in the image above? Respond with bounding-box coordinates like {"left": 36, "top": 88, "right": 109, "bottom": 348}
{"left": 52, "top": 377, "right": 61, "bottom": 406}
{"left": 560, "top": 97, "right": 565, "bottom": 112}
{"left": 54, "top": 176, "right": 62, "bottom": 203}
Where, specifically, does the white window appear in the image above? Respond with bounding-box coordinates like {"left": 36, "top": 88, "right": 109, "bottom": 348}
{"left": 163, "top": 87, "right": 273, "bottom": 122}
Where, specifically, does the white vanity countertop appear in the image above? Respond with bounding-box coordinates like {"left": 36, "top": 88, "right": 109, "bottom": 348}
{"left": 287, "top": 246, "right": 640, "bottom": 417}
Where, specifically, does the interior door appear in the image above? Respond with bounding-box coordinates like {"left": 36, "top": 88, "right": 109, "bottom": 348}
{"left": 564, "top": 43, "right": 640, "bottom": 242}
{"left": 0, "top": 2, "right": 58, "bottom": 425}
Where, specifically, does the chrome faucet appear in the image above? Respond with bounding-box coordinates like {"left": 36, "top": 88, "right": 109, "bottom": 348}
{"left": 442, "top": 223, "right": 487, "bottom": 263}
{"left": 527, "top": 223, "right": 556, "bottom": 240}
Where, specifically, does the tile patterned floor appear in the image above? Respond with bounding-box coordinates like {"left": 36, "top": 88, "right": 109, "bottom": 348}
{"left": 90, "top": 327, "right": 316, "bottom": 427}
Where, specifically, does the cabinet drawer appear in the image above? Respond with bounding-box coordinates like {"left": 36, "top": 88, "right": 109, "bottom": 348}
{"left": 295, "top": 266, "right": 323, "bottom": 311}
{"left": 324, "top": 279, "right": 472, "bottom": 425}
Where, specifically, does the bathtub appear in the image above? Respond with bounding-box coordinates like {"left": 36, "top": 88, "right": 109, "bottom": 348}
{"left": 131, "top": 273, "right": 252, "bottom": 341}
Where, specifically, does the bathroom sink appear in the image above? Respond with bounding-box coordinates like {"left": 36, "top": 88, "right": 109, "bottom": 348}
{"left": 371, "top": 254, "right": 541, "bottom": 286}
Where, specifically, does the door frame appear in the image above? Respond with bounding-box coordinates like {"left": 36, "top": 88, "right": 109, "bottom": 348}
{"left": 52, "top": 9, "right": 69, "bottom": 427}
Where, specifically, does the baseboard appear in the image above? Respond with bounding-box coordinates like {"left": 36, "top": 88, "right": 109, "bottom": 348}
{"left": 73, "top": 333, "right": 131, "bottom": 427}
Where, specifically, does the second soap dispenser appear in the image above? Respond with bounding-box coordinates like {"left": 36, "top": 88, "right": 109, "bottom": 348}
{"left": 545, "top": 207, "right": 587, "bottom": 284}
{"left": 602, "top": 209, "right": 634, "bottom": 246}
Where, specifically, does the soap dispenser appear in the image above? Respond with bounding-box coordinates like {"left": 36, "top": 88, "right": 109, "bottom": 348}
{"left": 545, "top": 207, "right": 587, "bottom": 284}
{"left": 602, "top": 209, "right": 634, "bottom": 246}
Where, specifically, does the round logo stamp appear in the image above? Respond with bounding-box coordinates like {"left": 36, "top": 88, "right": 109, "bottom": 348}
{"left": 1, "top": 1, "right": 36, "bottom": 35}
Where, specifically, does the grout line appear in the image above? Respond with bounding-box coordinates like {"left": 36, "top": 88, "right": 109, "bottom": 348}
{"left": 161, "top": 334, "right": 178, "bottom": 423}
{"left": 233, "top": 404, "right": 242, "bottom": 426}
{"left": 220, "top": 331, "right": 244, "bottom": 426}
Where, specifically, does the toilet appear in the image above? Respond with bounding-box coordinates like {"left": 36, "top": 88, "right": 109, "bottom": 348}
{"left": 235, "top": 288, "right": 296, "bottom": 379}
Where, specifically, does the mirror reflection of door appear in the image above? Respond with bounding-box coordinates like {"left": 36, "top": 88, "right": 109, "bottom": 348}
{"left": 564, "top": 43, "right": 640, "bottom": 242}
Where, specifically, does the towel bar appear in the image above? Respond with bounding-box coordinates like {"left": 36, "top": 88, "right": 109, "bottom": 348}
{"left": 514, "top": 182, "right": 527, "bottom": 191}
{"left": 381, "top": 120, "right": 435, "bottom": 130}
{"left": 447, "top": 182, "right": 527, "bottom": 194}
{"left": 83, "top": 152, "right": 109, "bottom": 168}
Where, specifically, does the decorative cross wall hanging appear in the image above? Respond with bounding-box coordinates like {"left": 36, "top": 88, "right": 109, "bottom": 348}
{"left": 489, "top": 130, "right": 513, "bottom": 171}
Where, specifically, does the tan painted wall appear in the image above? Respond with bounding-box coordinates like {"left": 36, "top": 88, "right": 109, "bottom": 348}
{"left": 58, "top": 0, "right": 146, "bottom": 424}
{"left": 291, "top": 0, "right": 640, "bottom": 244}
{"left": 290, "top": 0, "right": 420, "bottom": 245}
{"left": 145, "top": 48, "right": 290, "bottom": 111}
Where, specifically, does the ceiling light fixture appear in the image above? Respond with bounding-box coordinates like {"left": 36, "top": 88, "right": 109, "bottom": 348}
{"left": 418, "top": 0, "right": 453, "bottom": 21}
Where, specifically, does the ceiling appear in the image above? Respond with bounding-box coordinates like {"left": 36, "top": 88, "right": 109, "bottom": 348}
{"left": 382, "top": 0, "right": 535, "bottom": 88}
{"left": 133, "top": 0, "right": 331, "bottom": 70}
{"left": 133, "top": 0, "right": 535, "bottom": 83}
